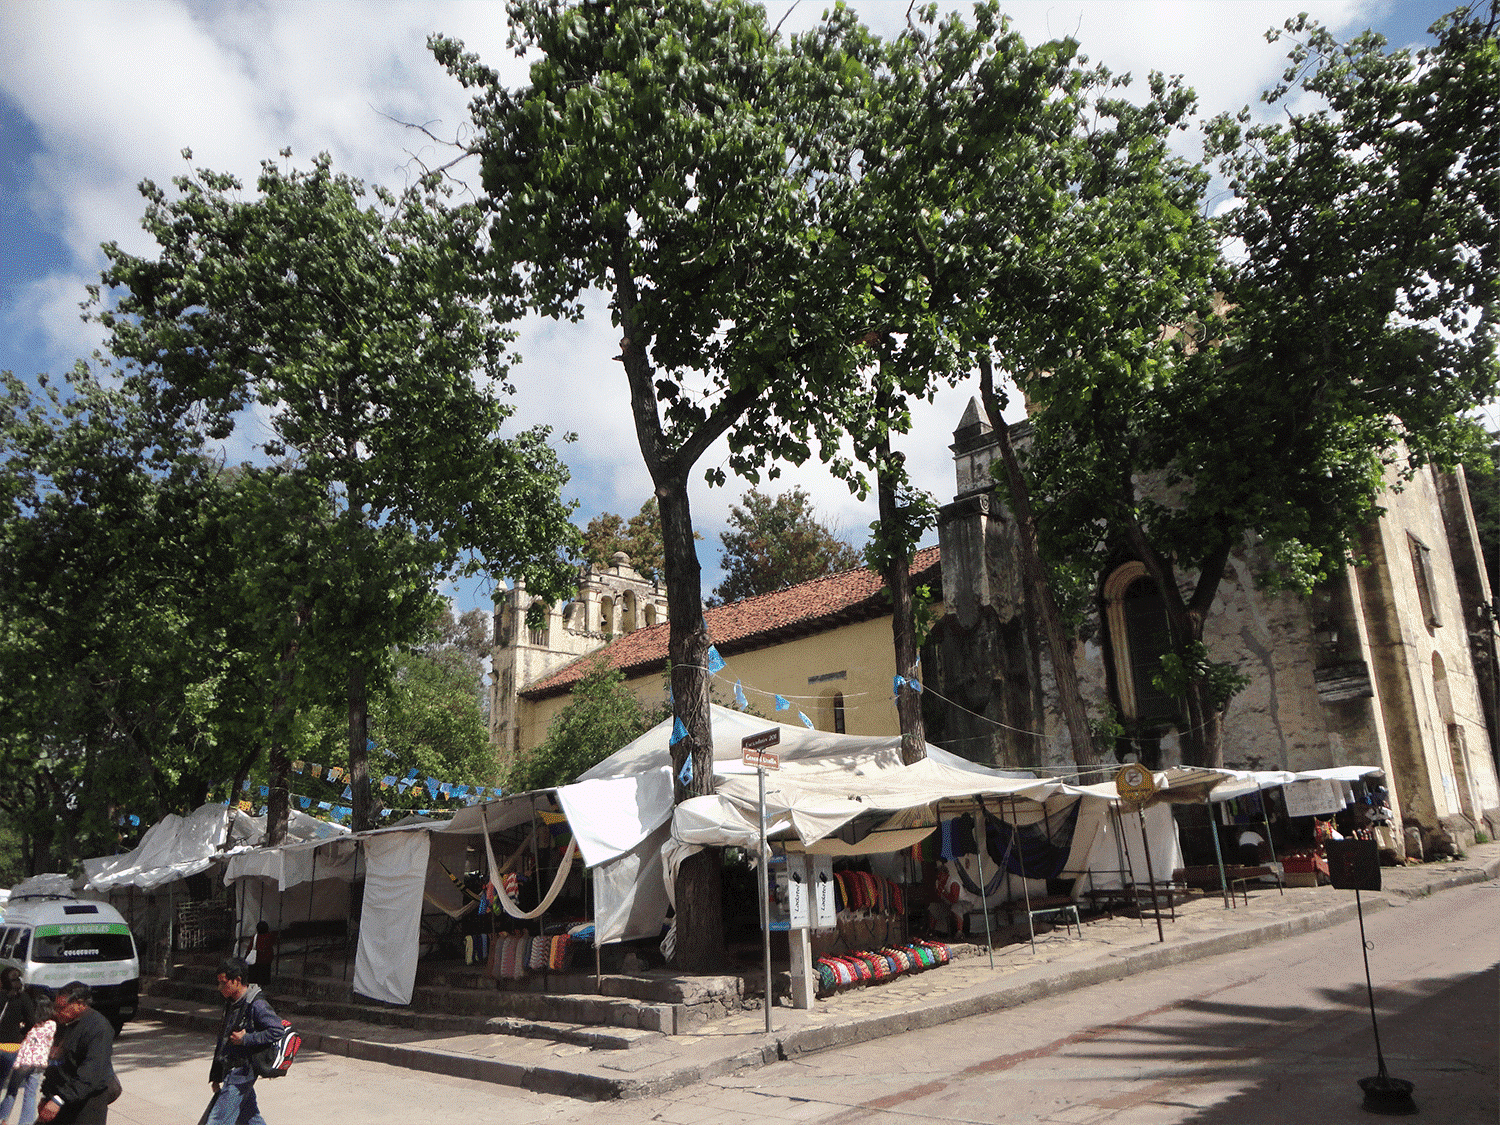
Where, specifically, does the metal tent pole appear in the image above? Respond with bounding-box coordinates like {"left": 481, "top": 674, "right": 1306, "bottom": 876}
{"left": 1260, "top": 791, "right": 1283, "bottom": 893}
{"left": 303, "top": 844, "right": 319, "bottom": 978}
{"left": 341, "top": 841, "right": 360, "bottom": 985}
{"left": 592, "top": 871, "right": 602, "bottom": 992}
{"left": 971, "top": 802, "right": 996, "bottom": 967}
{"left": 1136, "top": 804, "right": 1165, "bottom": 943}
{"left": 1206, "top": 799, "right": 1232, "bottom": 909}
{"left": 1113, "top": 804, "right": 1144, "bottom": 929}
{"left": 1010, "top": 798, "right": 1037, "bottom": 953}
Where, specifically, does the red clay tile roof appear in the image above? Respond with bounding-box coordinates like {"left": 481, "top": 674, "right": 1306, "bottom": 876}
{"left": 521, "top": 545, "right": 941, "bottom": 700}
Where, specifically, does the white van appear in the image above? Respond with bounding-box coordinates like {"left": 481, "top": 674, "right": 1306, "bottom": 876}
{"left": 0, "top": 896, "right": 140, "bottom": 1032}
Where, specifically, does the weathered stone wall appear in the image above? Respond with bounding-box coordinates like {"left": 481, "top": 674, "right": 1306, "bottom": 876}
{"left": 928, "top": 400, "right": 1499, "bottom": 853}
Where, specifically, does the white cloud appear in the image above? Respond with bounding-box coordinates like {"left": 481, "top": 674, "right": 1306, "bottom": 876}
{"left": 0, "top": 0, "right": 1457, "bottom": 611}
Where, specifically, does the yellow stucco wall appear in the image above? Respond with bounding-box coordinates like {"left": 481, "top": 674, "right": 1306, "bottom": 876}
{"left": 515, "top": 611, "right": 926, "bottom": 757}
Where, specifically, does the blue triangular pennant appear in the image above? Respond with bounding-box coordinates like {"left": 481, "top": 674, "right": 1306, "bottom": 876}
{"left": 706, "top": 646, "right": 725, "bottom": 673}
{"left": 798, "top": 711, "right": 814, "bottom": 729}
{"left": 734, "top": 680, "right": 747, "bottom": 710}
{"left": 678, "top": 756, "right": 694, "bottom": 787}
{"left": 425, "top": 777, "right": 441, "bottom": 799}
{"left": 670, "top": 717, "right": 689, "bottom": 746}
{"left": 893, "top": 674, "right": 906, "bottom": 697}
{"left": 774, "top": 695, "right": 790, "bottom": 711}
{"left": 910, "top": 678, "right": 923, "bottom": 694}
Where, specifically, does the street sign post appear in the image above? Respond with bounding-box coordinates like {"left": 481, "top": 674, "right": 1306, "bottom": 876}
{"left": 1115, "top": 765, "right": 1165, "bottom": 941}
{"left": 743, "top": 728, "right": 781, "bottom": 1033}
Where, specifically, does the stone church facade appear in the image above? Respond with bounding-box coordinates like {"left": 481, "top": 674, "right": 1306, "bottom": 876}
{"left": 488, "top": 552, "right": 668, "bottom": 767}
{"left": 926, "top": 399, "right": 1500, "bottom": 855}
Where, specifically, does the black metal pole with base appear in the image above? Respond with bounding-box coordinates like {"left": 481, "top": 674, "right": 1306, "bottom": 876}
{"left": 1353, "top": 888, "right": 1417, "bottom": 1115}
{"left": 1325, "top": 838, "right": 1416, "bottom": 1116}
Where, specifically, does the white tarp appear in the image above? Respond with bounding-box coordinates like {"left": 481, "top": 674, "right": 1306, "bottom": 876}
{"left": 83, "top": 804, "right": 259, "bottom": 891}
{"left": 352, "top": 830, "right": 430, "bottom": 1006}
{"left": 593, "top": 824, "right": 673, "bottom": 945}
{"left": 1206, "top": 765, "right": 1382, "bottom": 804}
{"left": 554, "top": 768, "right": 674, "bottom": 868}
{"left": 223, "top": 833, "right": 361, "bottom": 890}
{"left": 1063, "top": 800, "right": 1182, "bottom": 892}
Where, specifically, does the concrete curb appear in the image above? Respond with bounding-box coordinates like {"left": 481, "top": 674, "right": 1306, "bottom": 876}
{"left": 141, "top": 852, "right": 1500, "bottom": 1101}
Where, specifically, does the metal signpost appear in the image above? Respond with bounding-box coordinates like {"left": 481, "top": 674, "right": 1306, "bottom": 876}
{"left": 1325, "top": 839, "right": 1416, "bottom": 1115}
{"left": 742, "top": 728, "right": 781, "bottom": 1033}
{"left": 1115, "top": 765, "right": 1165, "bottom": 943}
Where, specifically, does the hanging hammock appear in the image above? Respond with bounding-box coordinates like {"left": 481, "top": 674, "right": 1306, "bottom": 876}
{"left": 982, "top": 800, "right": 1080, "bottom": 880}
{"left": 479, "top": 806, "right": 578, "bottom": 921}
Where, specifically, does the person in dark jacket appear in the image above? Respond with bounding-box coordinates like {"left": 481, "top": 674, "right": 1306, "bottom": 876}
{"left": 205, "top": 956, "right": 283, "bottom": 1125}
{"left": 0, "top": 967, "right": 38, "bottom": 1100}
{"left": 37, "top": 982, "right": 116, "bottom": 1124}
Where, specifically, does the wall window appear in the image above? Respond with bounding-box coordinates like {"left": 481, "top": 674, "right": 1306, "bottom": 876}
{"left": 1408, "top": 534, "right": 1442, "bottom": 628}
{"left": 1103, "top": 562, "right": 1178, "bottom": 723}
{"left": 833, "top": 692, "right": 846, "bottom": 734}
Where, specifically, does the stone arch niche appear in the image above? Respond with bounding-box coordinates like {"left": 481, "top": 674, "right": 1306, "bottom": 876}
{"left": 1433, "top": 652, "right": 1478, "bottom": 824}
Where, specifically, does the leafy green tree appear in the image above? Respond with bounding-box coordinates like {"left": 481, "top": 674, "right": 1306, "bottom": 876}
{"left": 579, "top": 499, "right": 671, "bottom": 584}
{"left": 711, "top": 488, "right": 861, "bottom": 604}
{"left": 0, "top": 365, "right": 251, "bottom": 869}
{"left": 1466, "top": 433, "right": 1498, "bottom": 595}
{"left": 1014, "top": 5, "right": 1498, "bottom": 767}
{"left": 93, "top": 153, "right": 579, "bottom": 835}
{"left": 436, "top": 0, "right": 867, "bottom": 968}
{"left": 369, "top": 646, "right": 499, "bottom": 809}
{"left": 791, "top": 2, "right": 1100, "bottom": 764}
{"left": 505, "top": 657, "right": 656, "bottom": 792}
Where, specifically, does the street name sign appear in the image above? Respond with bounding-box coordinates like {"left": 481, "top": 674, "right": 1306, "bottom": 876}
{"left": 742, "top": 728, "right": 781, "bottom": 770}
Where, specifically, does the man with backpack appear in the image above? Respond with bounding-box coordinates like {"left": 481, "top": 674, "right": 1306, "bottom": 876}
{"left": 204, "top": 957, "right": 284, "bottom": 1125}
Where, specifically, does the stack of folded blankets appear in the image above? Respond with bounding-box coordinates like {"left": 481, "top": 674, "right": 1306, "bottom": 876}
{"left": 832, "top": 871, "right": 905, "bottom": 916}
{"left": 813, "top": 940, "right": 951, "bottom": 996}
{"left": 487, "top": 931, "right": 575, "bottom": 979}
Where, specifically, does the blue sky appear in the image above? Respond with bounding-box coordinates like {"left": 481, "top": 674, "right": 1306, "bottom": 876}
{"left": 0, "top": 0, "right": 1476, "bottom": 613}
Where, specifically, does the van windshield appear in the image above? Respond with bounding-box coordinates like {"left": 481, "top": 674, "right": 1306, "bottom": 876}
{"left": 32, "top": 932, "right": 135, "bottom": 963}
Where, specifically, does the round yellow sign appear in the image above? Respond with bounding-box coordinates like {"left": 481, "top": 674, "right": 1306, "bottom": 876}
{"left": 1115, "top": 764, "right": 1157, "bottom": 803}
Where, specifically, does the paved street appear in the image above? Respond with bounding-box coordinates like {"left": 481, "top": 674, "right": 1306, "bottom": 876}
{"left": 108, "top": 878, "right": 1496, "bottom": 1124}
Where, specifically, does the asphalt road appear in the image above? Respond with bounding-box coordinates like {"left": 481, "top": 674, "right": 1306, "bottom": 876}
{"left": 106, "top": 879, "right": 1497, "bottom": 1124}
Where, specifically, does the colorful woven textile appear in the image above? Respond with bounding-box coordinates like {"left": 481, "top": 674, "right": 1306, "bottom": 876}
{"left": 528, "top": 935, "right": 549, "bottom": 970}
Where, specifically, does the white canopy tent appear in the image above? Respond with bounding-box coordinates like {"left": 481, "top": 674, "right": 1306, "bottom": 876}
{"left": 215, "top": 706, "right": 1384, "bottom": 1005}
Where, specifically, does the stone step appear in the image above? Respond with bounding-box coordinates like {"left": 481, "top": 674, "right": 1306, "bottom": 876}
{"left": 143, "top": 980, "right": 662, "bottom": 1050}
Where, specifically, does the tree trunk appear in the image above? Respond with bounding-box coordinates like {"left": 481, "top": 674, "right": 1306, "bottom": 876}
{"left": 875, "top": 441, "right": 926, "bottom": 765}
{"left": 348, "top": 659, "right": 376, "bottom": 831}
{"left": 265, "top": 609, "right": 307, "bottom": 846}
{"left": 1122, "top": 520, "right": 1232, "bottom": 769}
{"left": 611, "top": 241, "right": 737, "bottom": 973}
{"left": 978, "top": 358, "right": 1099, "bottom": 768}
{"left": 658, "top": 479, "right": 725, "bottom": 971}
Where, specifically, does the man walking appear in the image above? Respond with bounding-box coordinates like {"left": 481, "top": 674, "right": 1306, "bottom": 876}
{"left": 205, "top": 957, "right": 283, "bottom": 1125}
{"left": 37, "top": 983, "right": 117, "bottom": 1123}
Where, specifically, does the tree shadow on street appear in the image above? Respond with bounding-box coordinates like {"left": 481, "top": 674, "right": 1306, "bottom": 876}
{"left": 1045, "top": 965, "right": 1499, "bottom": 1125}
